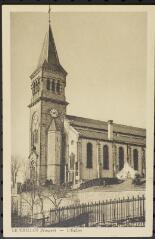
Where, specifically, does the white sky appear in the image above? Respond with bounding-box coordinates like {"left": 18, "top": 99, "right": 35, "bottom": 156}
{"left": 11, "top": 11, "right": 147, "bottom": 160}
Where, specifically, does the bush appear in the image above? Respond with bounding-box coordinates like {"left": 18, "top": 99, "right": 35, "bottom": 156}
{"left": 79, "top": 177, "right": 123, "bottom": 190}
{"left": 21, "top": 179, "right": 34, "bottom": 192}
{"left": 61, "top": 182, "right": 72, "bottom": 189}
{"left": 44, "top": 179, "right": 53, "bottom": 187}
{"left": 132, "top": 173, "right": 144, "bottom": 185}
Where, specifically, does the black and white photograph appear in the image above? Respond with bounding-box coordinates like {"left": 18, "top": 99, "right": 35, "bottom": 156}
{"left": 2, "top": 4, "right": 154, "bottom": 237}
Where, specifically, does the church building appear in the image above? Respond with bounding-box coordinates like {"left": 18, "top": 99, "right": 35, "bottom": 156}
{"left": 28, "top": 13, "right": 146, "bottom": 186}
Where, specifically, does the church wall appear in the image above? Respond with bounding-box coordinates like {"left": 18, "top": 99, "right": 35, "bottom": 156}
{"left": 78, "top": 138, "right": 145, "bottom": 182}
{"left": 113, "top": 143, "right": 144, "bottom": 176}
{"left": 30, "top": 70, "right": 42, "bottom": 103}
{"left": 80, "top": 139, "right": 100, "bottom": 180}
{"left": 47, "top": 131, "right": 61, "bottom": 184}
{"left": 99, "top": 141, "right": 114, "bottom": 178}
{"left": 40, "top": 100, "right": 66, "bottom": 183}
{"left": 64, "top": 120, "right": 79, "bottom": 183}
{"left": 79, "top": 140, "right": 116, "bottom": 180}
{"left": 68, "top": 129, "right": 78, "bottom": 162}
{"left": 115, "top": 143, "right": 128, "bottom": 167}
{"left": 42, "top": 71, "right": 66, "bottom": 102}
{"left": 130, "top": 145, "right": 143, "bottom": 174}
{"left": 29, "top": 101, "right": 41, "bottom": 181}
{"left": 47, "top": 131, "right": 56, "bottom": 180}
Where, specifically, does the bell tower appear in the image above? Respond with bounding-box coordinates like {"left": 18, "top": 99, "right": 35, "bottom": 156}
{"left": 28, "top": 7, "right": 68, "bottom": 184}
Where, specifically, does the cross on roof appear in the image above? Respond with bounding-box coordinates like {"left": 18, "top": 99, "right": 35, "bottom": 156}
{"left": 48, "top": 5, "right": 51, "bottom": 24}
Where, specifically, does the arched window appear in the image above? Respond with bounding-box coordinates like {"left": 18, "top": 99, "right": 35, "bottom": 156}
{"left": 31, "top": 133, "right": 34, "bottom": 147}
{"left": 142, "top": 150, "right": 145, "bottom": 177}
{"left": 133, "top": 149, "right": 138, "bottom": 171}
{"left": 70, "top": 153, "right": 75, "bottom": 170}
{"left": 31, "top": 130, "right": 38, "bottom": 147}
{"left": 56, "top": 81, "right": 60, "bottom": 94}
{"left": 34, "top": 82, "right": 36, "bottom": 94}
{"left": 34, "top": 130, "right": 38, "bottom": 144}
{"left": 119, "top": 147, "right": 124, "bottom": 171}
{"left": 87, "top": 143, "right": 93, "bottom": 168}
{"left": 32, "top": 83, "right": 35, "bottom": 95}
{"left": 37, "top": 80, "right": 40, "bottom": 92}
{"left": 60, "top": 84, "right": 63, "bottom": 93}
{"left": 52, "top": 80, "right": 55, "bottom": 92}
{"left": 47, "top": 79, "right": 50, "bottom": 90}
{"left": 36, "top": 81, "right": 38, "bottom": 92}
{"left": 103, "top": 145, "right": 109, "bottom": 169}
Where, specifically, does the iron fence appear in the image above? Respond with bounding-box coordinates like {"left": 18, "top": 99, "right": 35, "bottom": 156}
{"left": 11, "top": 195, "right": 145, "bottom": 227}
{"left": 49, "top": 195, "right": 145, "bottom": 227}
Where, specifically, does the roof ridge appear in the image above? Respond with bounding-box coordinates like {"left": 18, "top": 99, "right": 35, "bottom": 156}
{"left": 66, "top": 114, "right": 107, "bottom": 124}
{"left": 66, "top": 114, "right": 145, "bottom": 131}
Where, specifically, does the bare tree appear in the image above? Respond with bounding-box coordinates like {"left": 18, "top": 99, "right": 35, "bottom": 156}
{"left": 20, "top": 180, "right": 39, "bottom": 224}
{"left": 41, "top": 185, "right": 69, "bottom": 209}
{"left": 36, "top": 185, "right": 71, "bottom": 226}
{"left": 19, "top": 183, "right": 76, "bottom": 226}
{"left": 11, "top": 155, "right": 22, "bottom": 188}
{"left": 21, "top": 159, "right": 30, "bottom": 183}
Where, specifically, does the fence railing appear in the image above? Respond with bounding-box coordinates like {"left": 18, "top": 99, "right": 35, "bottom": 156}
{"left": 12, "top": 195, "right": 145, "bottom": 227}
{"left": 49, "top": 195, "right": 145, "bottom": 227}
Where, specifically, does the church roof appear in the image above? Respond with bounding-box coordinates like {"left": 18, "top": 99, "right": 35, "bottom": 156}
{"left": 66, "top": 115, "right": 146, "bottom": 145}
{"left": 66, "top": 115, "right": 108, "bottom": 131}
{"left": 34, "top": 24, "right": 67, "bottom": 76}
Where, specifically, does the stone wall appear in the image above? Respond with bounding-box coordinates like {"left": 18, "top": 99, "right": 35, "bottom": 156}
{"left": 78, "top": 138, "right": 145, "bottom": 182}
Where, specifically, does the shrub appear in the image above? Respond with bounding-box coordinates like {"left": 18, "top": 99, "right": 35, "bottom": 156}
{"left": 44, "top": 179, "right": 53, "bottom": 187}
{"left": 132, "top": 173, "right": 144, "bottom": 185}
{"left": 79, "top": 177, "right": 123, "bottom": 190}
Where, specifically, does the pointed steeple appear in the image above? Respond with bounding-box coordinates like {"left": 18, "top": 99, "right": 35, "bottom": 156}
{"left": 36, "top": 8, "right": 67, "bottom": 75}
{"left": 38, "top": 24, "right": 60, "bottom": 68}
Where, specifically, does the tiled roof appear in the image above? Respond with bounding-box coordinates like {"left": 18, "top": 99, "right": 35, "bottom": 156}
{"left": 66, "top": 115, "right": 146, "bottom": 145}
{"left": 66, "top": 115, "right": 108, "bottom": 131}
{"left": 74, "top": 127, "right": 108, "bottom": 140}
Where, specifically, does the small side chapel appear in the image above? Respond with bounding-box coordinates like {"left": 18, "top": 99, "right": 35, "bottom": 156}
{"left": 28, "top": 9, "right": 146, "bottom": 186}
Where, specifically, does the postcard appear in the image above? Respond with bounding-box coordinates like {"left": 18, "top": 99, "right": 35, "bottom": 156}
{"left": 2, "top": 4, "right": 154, "bottom": 237}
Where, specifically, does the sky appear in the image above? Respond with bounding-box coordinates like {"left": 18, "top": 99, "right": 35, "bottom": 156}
{"left": 11, "top": 11, "right": 147, "bottom": 160}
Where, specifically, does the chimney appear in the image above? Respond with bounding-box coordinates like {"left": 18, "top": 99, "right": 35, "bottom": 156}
{"left": 108, "top": 120, "right": 113, "bottom": 140}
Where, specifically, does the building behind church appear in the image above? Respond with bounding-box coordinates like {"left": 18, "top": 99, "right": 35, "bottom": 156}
{"left": 28, "top": 17, "right": 146, "bottom": 186}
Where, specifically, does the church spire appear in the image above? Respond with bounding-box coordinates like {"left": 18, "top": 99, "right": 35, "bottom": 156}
{"left": 48, "top": 4, "right": 51, "bottom": 24}
{"left": 36, "top": 6, "right": 66, "bottom": 75}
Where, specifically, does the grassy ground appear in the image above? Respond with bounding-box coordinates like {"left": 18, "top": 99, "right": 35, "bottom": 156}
{"left": 20, "top": 179, "right": 145, "bottom": 217}
{"left": 66, "top": 179, "right": 145, "bottom": 205}
{"left": 42, "top": 179, "right": 145, "bottom": 210}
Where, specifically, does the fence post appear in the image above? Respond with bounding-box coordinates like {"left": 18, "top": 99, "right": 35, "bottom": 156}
{"left": 50, "top": 209, "right": 52, "bottom": 225}
{"left": 98, "top": 201, "right": 101, "bottom": 224}
{"left": 58, "top": 207, "right": 61, "bottom": 223}
{"left": 142, "top": 194, "right": 145, "bottom": 219}
{"left": 27, "top": 195, "right": 145, "bottom": 227}
{"left": 113, "top": 199, "right": 116, "bottom": 221}
{"left": 132, "top": 196, "right": 135, "bottom": 226}
{"left": 120, "top": 198, "right": 122, "bottom": 221}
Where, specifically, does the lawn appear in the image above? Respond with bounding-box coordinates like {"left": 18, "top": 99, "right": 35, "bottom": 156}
{"left": 67, "top": 179, "right": 145, "bottom": 205}
{"left": 19, "top": 179, "right": 145, "bottom": 217}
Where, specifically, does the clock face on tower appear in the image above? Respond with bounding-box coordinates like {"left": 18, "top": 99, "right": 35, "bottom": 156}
{"left": 50, "top": 108, "right": 58, "bottom": 118}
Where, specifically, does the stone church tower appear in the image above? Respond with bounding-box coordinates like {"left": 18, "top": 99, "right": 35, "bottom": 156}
{"left": 28, "top": 15, "right": 68, "bottom": 184}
